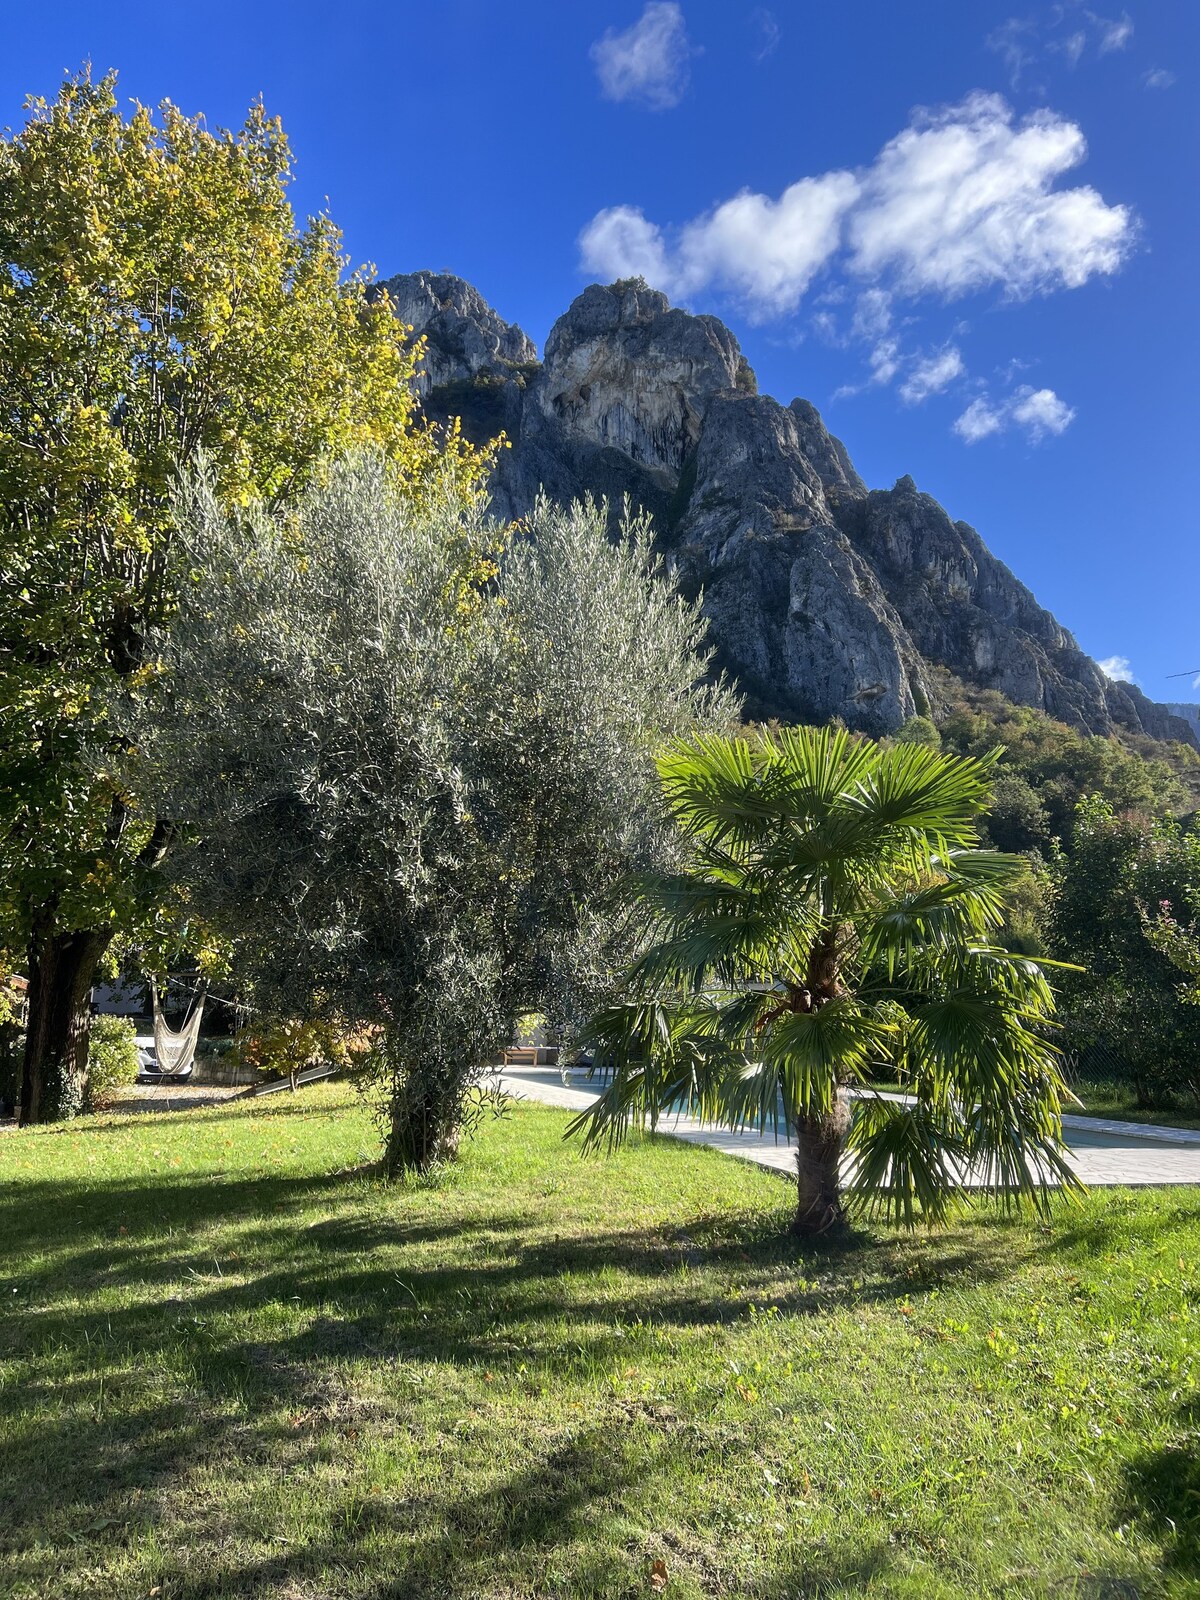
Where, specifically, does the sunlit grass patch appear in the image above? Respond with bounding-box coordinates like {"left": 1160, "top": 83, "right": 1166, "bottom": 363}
{"left": 1, "top": 1084, "right": 1198, "bottom": 1598}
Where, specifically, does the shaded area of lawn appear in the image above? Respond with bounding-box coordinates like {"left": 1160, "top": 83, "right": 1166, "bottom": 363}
{"left": 1, "top": 1084, "right": 1199, "bottom": 1598}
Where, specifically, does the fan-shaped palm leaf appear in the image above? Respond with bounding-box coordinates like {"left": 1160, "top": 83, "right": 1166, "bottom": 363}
{"left": 572, "top": 727, "right": 1079, "bottom": 1234}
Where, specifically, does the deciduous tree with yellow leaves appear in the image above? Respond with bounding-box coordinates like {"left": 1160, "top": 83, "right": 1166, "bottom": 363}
{"left": 0, "top": 68, "right": 486, "bottom": 1122}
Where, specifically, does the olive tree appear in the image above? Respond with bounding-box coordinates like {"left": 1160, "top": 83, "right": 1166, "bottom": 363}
{"left": 148, "top": 464, "right": 735, "bottom": 1170}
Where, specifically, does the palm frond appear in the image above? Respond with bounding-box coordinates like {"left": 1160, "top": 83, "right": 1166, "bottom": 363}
{"left": 851, "top": 741, "right": 1000, "bottom": 841}
{"left": 628, "top": 920, "right": 779, "bottom": 992}
{"left": 566, "top": 996, "right": 741, "bottom": 1152}
{"left": 859, "top": 877, "right": 1007, "bottom": 976}
{"left": 762, "top": 1000, "right": 896, "bottom": 1119}
{"left": 767, "top": 723, "right": 879, "bottom": 813}
{"left": 962, "top": 1097, "right": 1084, "bottom": 1217}
{"left": 655, "top": 733, "right": 787, "bottom": 848}
{"left": 845, "top": 1096, "right": 968, "bottom": 1228}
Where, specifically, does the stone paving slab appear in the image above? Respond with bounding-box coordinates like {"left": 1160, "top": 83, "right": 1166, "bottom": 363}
{"left": 492, "top": 1067, "right": 1200, "bottom": 1189}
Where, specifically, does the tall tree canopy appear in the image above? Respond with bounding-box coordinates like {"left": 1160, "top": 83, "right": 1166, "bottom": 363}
{"left": 147, "top": 471, "right": 735, "bottom": 1171}
{"left": 0, "top": 69, "right": 481, "bottom": 1120}
{"left": 571, "top": 728, "right": 1078, "bottom": 1235}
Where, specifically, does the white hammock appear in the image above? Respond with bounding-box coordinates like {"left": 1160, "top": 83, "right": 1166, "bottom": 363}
{"left": 151, "top": 981, "right": 205, "bottom": 1077}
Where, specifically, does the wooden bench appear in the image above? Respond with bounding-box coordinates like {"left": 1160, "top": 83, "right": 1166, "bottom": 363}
{"left": 502, "top": 1046, "right": 559, "bottom": 1068}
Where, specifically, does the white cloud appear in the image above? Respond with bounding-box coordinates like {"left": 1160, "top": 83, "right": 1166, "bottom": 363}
{"left": 1097, "top": 654, "right": 1135, "bottom": 683}
{"left": 750, "top": 7, "right": 781, "bottom": 61}
{"left": 1088, "top": 9, "right": 1133, "bottom": 53}
{"left": 988, "top": 8, "right": 1133, "bottom": 83}
{"left": 590, "top": 3, "right": 692, "bottom": 110}
{"left": 986, "top": 18, "right": 1038, "bottom": 88}
{"left": 1010, "top": 385, "right": 1076, "bottom": 439}
{"left": 899, "top": 346, "right": 966, "bottom": 404}
{"left": 847, "top": 94, "right": 1134, "bottom": 299}
{"left": 953, "top": 383, "right": 1076, "bottom": 444}
{"left": 578, "top": 205, "right": 671, "bottom": 285}
{"left": 953, "top": 397, "right": 1006, "bottom": 443}
{"left": 868, "top": 337, "right": 900, "bottom": 385}
{"left": 1055, "top": 30, "right": 1087, "bottom": 68}
{"left": 1143, "top": 67, "right": 1177, "bottom": 90}
{"left": 850, "top": 287, "right": 892, "bottom": 341}
{"left": 578, "top": 93, "right": 1134, "bottom": 315}
{"left": 581, "top": 171, "right": 859, "bottom": 316}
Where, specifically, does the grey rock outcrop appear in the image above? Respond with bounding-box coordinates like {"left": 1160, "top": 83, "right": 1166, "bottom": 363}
{"left": 1165, "top": 704, "right": 1200, "bottom": 744}
{"left": 373, "top": 271, "right": 537, "bottom": 396}
{"left": 393, "top": 273, "right": 1193, "bottom": 747}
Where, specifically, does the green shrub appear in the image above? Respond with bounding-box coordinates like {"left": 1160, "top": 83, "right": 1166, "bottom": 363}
{"left": 85, "top": 1015, "right": 140, "bottom": 1109}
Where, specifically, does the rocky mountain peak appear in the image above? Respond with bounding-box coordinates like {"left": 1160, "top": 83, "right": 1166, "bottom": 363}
{"left": 535, "top": 279, "right": 753, "bottom": 477}
{"left": 373, "top": 270, "right": 537, "bottom": 395}
{"left": 397, "top": 274, "right": 1194, "bottom": 748}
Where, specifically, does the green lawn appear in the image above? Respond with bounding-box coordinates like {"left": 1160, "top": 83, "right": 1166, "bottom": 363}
{"left": 1066, "top": 1084, "right": 1200, "bottom": 1134}
{"left": 1, "top": 1086, "right": 1199, "bottom": 1599}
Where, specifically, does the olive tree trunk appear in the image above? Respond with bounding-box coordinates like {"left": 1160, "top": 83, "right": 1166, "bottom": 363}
{"left": 20, "top": 924, "right": 112, "bottom": 1124}
{"left": 792, "top": 1091, "right": 852, "bottom": 1238}
{"left": 384, "top": 1079, "right": 463, "bottom": 1175}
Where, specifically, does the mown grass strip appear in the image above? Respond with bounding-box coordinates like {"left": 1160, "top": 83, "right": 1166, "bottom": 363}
{"left": 1, "top": 1084, "right": 1198, "bottom": 1598}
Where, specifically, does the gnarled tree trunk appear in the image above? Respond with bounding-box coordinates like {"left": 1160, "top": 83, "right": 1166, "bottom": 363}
{"left": 20, "top": 923, "right": 112, "bottom": 1124}
{"left": 793, "top": 1090, "right": 851, "bottom": 1238}
{"left": 384, "top": 1078, "right": 463, "bottom": 1175}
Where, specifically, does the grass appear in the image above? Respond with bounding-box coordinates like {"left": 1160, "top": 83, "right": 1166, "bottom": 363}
{"left": 1, "top": 1086, "right": 1199, "bottom": 1599}
{"left": 1064, "top": 1081, "right": 1200, "bottom": 1134}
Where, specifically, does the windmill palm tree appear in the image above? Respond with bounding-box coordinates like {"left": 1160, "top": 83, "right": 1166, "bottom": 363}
{"left": 568, "top": 727, "right": 1080, "bottom": 1236}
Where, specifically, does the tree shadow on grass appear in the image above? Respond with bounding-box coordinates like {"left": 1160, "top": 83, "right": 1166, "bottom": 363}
{"left": 0, "top": 1167, "right": 1032, "bottom": 1370}
{"left": 0, "top": 1148, "right": 1083, "bottom": 1599}
{"left": 1121, "top": 1395, "right": 1200, "bottom": 1581}
{"left": 167, "top": 1421, "right": 660, "bottom": 1600}
{"left": 1038, "top": 1192, "right": 1200, "bottom": 1265}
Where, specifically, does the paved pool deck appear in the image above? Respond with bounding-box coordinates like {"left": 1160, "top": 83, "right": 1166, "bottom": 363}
{"left": 491, "top": 1065, "right": 1200, "bottom": 1189}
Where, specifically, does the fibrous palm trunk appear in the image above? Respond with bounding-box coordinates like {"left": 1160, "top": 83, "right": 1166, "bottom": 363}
{"left": 792, "top": 1090, "right": 851, "bottom": 1237}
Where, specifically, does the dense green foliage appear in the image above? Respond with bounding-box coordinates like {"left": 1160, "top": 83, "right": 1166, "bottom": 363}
{"left": 2, "top": 1084, "right": 1198, "bottom": 1599}
{"left": 147, "top": 468, "right": 735, "bottom": 1170}
{"left": 1046, "top": 798, "right": 1200, "bottom": 1108}
{"left": 573, "top": 727, "right": 1076, "bottom": 1232}
{"left": 82, "top": 1015, "right": 140, "bottom": 1110}
{"left": 896, "top": 673, "right": 1200, "bottom": 1109}
{"left": 921, "top": 669, "right": 1200, "bottom": 856}
{"left": 0, "top": 69, "right": 483, "bottom": 1123}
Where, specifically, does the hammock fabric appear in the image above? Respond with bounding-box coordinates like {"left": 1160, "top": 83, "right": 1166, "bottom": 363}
{"left": 151, "top": 981, "right": 205, "bottom": 1077}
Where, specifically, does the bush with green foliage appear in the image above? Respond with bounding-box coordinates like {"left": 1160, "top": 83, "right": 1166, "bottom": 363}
{"left": 896, "top": 675, "right": 1200, "bottom": 1104}
{"left": 84, "top": 1016, "right": 140, "bottom": 1110}
{"left": 1047, "top": 797, "right": 1200, "bottom": 1107}
{"left": 0, "top": 68, "right": 487, "bottom": 1125}
{"left": 925, "top": 668, "right": 1200, "bottom": 848}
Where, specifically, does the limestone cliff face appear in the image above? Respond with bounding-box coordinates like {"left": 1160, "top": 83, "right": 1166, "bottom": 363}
{"left": 372, "top": 270, "right": 537, "bottom": 397}
{"left": 382, "top": 271, "right": 1192, "bottom": 746}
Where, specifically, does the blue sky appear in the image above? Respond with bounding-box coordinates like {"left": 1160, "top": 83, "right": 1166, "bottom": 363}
{"left": 4, "top": 2, "right": 1197, "bottom": 698}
